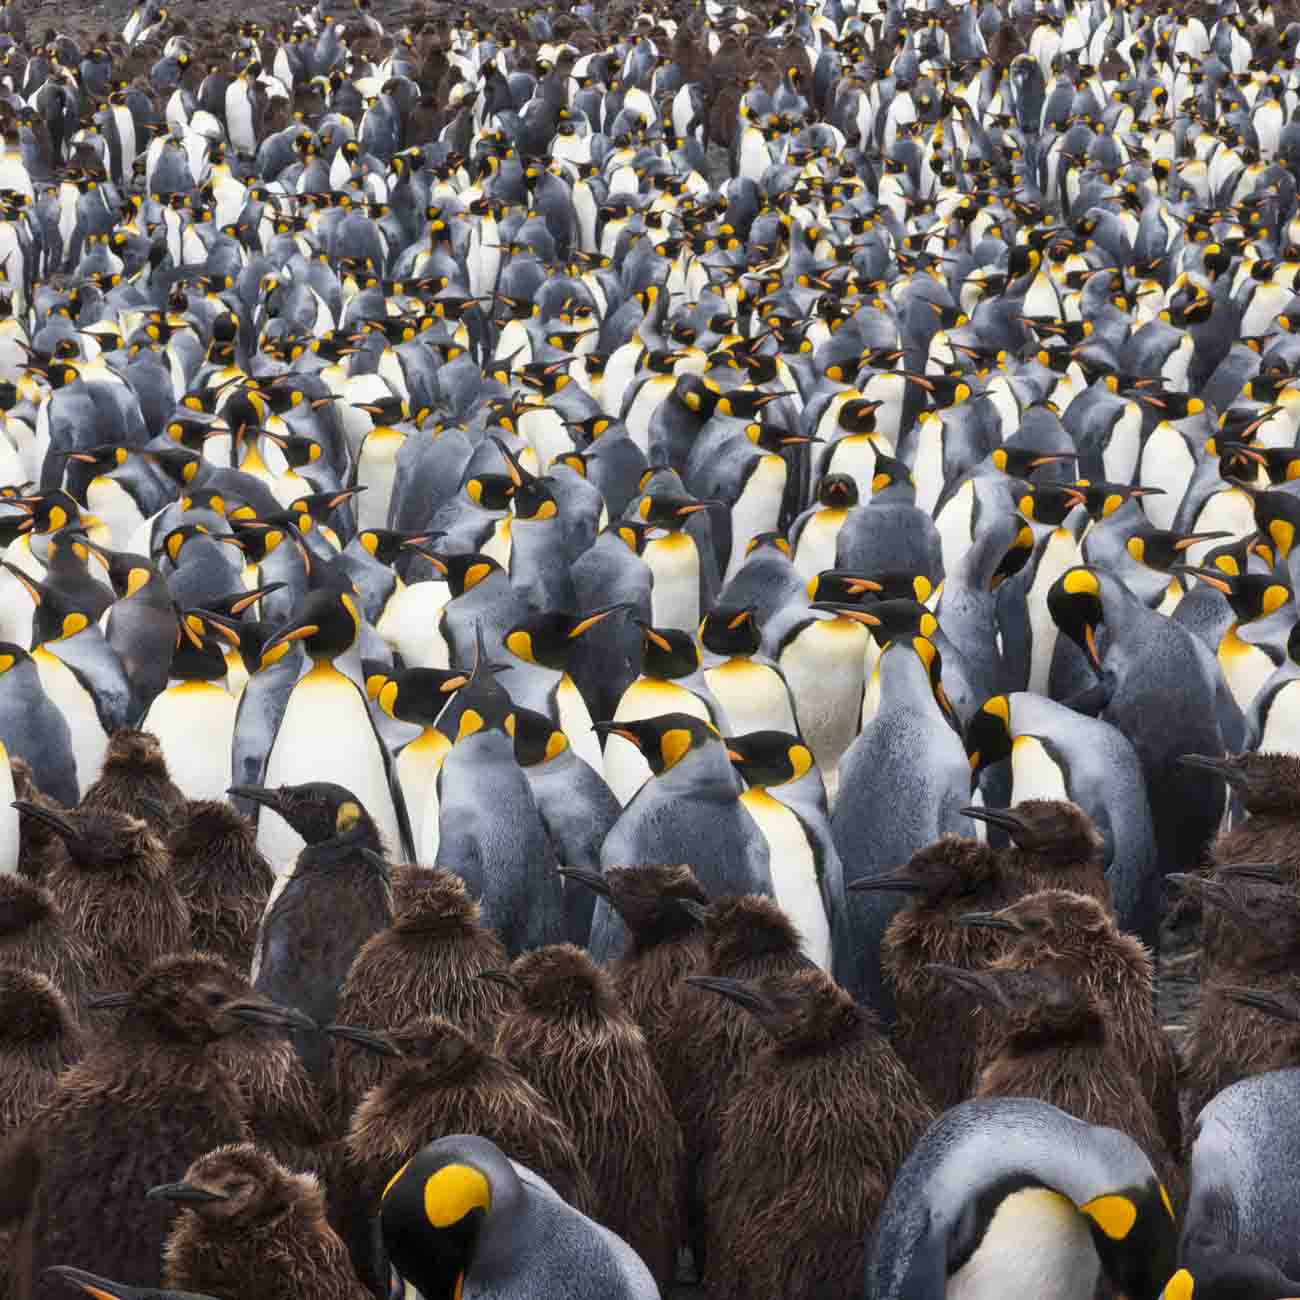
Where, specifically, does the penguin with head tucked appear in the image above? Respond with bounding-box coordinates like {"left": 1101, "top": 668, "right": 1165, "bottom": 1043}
{"left": 0, "top": 641, "right": 78, "bottom": 806}
{"left": 588, "top": 713, "right": 772, "bottom": 961}
{"left": 379, "top": 1134, "right": 657, "bottom": 1300}
{"left": 869, "top": 1098, "right": 1178, "bottom": 1300}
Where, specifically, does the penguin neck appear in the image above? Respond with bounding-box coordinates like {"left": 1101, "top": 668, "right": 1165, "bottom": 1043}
{"left": 651, "top": 743, "right": 738, "bottom": 799}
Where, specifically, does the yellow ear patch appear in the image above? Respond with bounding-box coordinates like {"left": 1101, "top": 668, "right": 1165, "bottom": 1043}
{"left": 1063, "top": 568, "right": 1100, "bottom": 596}
{"left": 0, "top": 654, "right": 12, "bottom": 672}
{"left": 505, "top": 630, "right": 534, "bottom": 662}
{"left": 464, "top": 563, "right": 491, "bottom": 590}
{"left": 126, "top": 566, "right": 152, "bottom": 597}
{"left": 545, "top": 731, "right": 568, "bottom": 761}
{"left": 1159, "top": 1183, "right": 1175, "bottom": 1221}
{"left": 983, "top": 695, "right": 1010, "bottom": 724}
{"left": 1079, "top": 1194, "right": 1137, "bottom": 1240}
{"left": 378, "top": 680, "right": 400, "bottom": 719}
{"left": 457, "top": 709, "right": 484, "bottom": 742}
{"left": 1270, "top": 519, "right": 1296, "bottom": 557}
{"left": 787, "top": 744, "right": 813, "bottom": 782}
{"left": 660, "top": 727, "right": 693, "bottom": 770}
{"left": 1264, "top": 585, "right": 1290, "bottom": 616}
{"left": 61, "top": 612, "right": 88, "bottom": 638}
{"left": 1162, "top": 1268, "right": 1194, "bottom": 1300}
{"left": 423, "top": 1164, "right": 491, "bottom": 1228}
{"left": 336, "top": 800, "right": 362, "bottom": 832}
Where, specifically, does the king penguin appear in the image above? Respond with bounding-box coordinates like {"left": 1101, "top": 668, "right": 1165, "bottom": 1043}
{"left": 244, "top": 579, "right": 411, "bottom": 874}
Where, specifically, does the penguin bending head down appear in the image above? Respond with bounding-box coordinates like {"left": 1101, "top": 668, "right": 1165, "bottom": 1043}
{"left": 380, "top": 1134, "right": 659, "bottom": 1300}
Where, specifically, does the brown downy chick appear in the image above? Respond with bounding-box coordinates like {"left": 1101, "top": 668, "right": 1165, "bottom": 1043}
{"left": 962, "top": 800, "right": 1112, "bottom": 908}
{"left": 1179, "top": 753, "right": 1300, "bottom": 969}
{"left": 9, "top": 758, "right": 66, "bottom": 884}
{"left": 0, "top": 877, "right": 93, "bottom": 1024}
{"left": 690, "top": 969, "right": 933, "bottom": 1300}
{"left": 78, "top": 730, "right": 188, "bottom": 832}
{"left": 564, "top": 864, "right": 710, "bottom": 1086}
{"left": 333, "top": 1016, "right": 594, "bottom": 1294}
{"left": 666, "top": 894, "right": 813, "bottom": 1278}
{"left": 1175, "top": 869, "right": 1300, "bottom": 1125}
{"left": 321, "top": 866, "right": 509, "bottom": 1135}
{"left": 0, "top": 952, "right": 314, "bottom": 1300}
{"left": 0, "top": 970, "right": 82, "bottom": 1300}
{"left": 862, "top": 835, "right": 1022, "bottom": 1110}
{"left": 168, "top": 802, "right": 274, "bottom": 973}
{"left": 933, "top": 962, "right": 1182, "bottom": 1205}
{"left": 490, "top": 944, "right": 684, "bottom": 1287}
{"left": 963, "top": 888, "right": 1182, "bottom": 1157}
{"left": 12, "top": 802, "right": 190, "bottom": 999}
{"left": 155, "top": 1144, "right": 368, "bottom": 1300}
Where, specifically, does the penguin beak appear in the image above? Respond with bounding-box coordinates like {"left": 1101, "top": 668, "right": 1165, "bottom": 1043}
{"left": 476, "top": 969, "right": 523, "bottom": 992}
{"left": 848, "top": 869, "right": 929, "bottom": 894}
{"left": 146, "top": 1182, "right": 231, "bottom": 1204}
{"left": 923, "top": 963, "right": 1010, "bottom": 1007}
{"left": 591, "top": 721, "right": 643, "bottom": 750}
{"left": 960, "top": 806, "right": 1026, "bottom": 835}
{"left": 568, "top": 603, "right": 631, "bottom": 636}
{"left": 323, "top": 1023, "right": 402, "bottom": 1056}
{"left": 956, "top": 911, "right": 1020, "bottom": 933}
{"left": 261, "top": 617, "right": 320, "bottom": 653}
{"left": 1169, "top": 567, "right": 1234, "bottom": 596}
{"left": 685, "top": 975, "right": 771, "bottom": 1014}
{"left": 556, "top": 866, "right": 610, "bottom": 896}
{"left": 226, "top": 999, "right": 318, "bottom": 1033}
{"left": 44, "top": 1268, "right": 144, "bottom": 1300}
{"left": 1217, "top": 985, "right": 1300, "bottom": 1023}
{"left": 1176, "top": 754, "right": 1245, "bottom": 786}
{"left": 227, "top": 784, "right": 284, "bottom": 813}
{"left": 1214, "top": 862, "right": 1291, "bottom": 886}
{"left": 807, "top": 602, "right": 881, "bottom": 626}
{"left": 10, "top": 800, "right": 77, "bottom": 842}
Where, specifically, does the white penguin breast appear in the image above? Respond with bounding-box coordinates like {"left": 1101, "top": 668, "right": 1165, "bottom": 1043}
{"left": 142, "top": 680, "right": 237, "bottom": 803}
{"left": 31, "top": 646, "right": 105, "bottom": 801}
{"left": 1261, "top": 681, "right": 1300, "bottom": 753}
{"left": 402, "top": 728, "right": 451, "bottom": 865}
{"left": 793, "top": 508, "right": 849, "bottom": 582}
{"left": 704, "top": 659, "right": 798, "bottom": 735}
{"left": 947, "top": 1188, "right": 1100, "bottom": 1300}
{"left": 742, "top": 790, "right": 830, "bottom": 969}
{"left": 1009, "top": 735, "right": 1070, "bottom": 804}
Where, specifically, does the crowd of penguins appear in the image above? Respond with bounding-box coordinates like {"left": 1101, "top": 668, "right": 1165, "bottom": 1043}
{"left": 7, "top": 0, "right": 1300, "bottom": 1294}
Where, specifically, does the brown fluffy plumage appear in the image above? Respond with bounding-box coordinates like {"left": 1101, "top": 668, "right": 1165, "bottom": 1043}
{"left": 0, "top": 953, "right": 277, "bottom": 1300}
{"left": 878, "top": 836, "right": 1021, "bottom": 1110}
{"left": 1182, "top": 881, "right": 1300, "bottom": 1125}
{"left": 493, "top": 944, "right": 684, "bottom": 1287}
{"left": 667, "top": 894, "right": 812, "bottom": 1277}
{"left": 603, "top": 864, "right": 711, "bottom": 1088}
{"left": 981, "top": 889, "right": 1182, "bottom": 1156}
{"left": 77, "top": 730, "right": 188, "bottom": 831}
{"left": 38, "top": 806, "right": 190, "bottom": 1001}
{"left": 321, "top": 866, "right": 509, "bottom": 1134}
{"left": 960, "top": 964, "right": 1182, "bottom": 1205}
{"left": 9, "top": 759, "right": 65, "bottom": 884}
{"left": 161, "top": 1144, "right": 368, "bottom": 1300}
{"left": 702, "top": 969, "right": 933, "bottom": 1300}
{"left": 0, "top": 969, "right": 81, "bottom": 1300}
{"left": 336, "top": 1015, "right": 593, "bottom": 1294}
{"left": 992, "top": 800, "right": 1112, "bottom": 907}
{"left": 0, "top": 877, "right": 93, "bottom": 1024}
{"left": 169, "top": 802, "right": 274, "bottom": 974}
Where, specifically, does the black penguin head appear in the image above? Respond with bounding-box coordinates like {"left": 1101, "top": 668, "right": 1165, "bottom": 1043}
{"left": 90, "top": 952, "right": 315, "bottom": 1046}
{"left": 439, "top": 645, "right": 516, "bottom": 744}
{"left": 700, "top": 605, "right": 762, "bottom": 656}
{"left": 1125, "top": 528, "right": 1233, "bottom": 573}
{"left": 724, "top": 731, "right": 814, "bottom": 789}
{"left": 414, "top": 551, "right": 504, "bottom": 598}
{"left": 503, "top": 606, "right": 626, "bottom": 669}
{"left": 45, "top": 1267, "right": 222, "bottom": 1300}
{"left": 1016, "top": 481, "right": 1087, "bottom": 526}
{"left": 362, "top": 661, "right": 468, "bottom": 728}
{"left": 637, "top": 490, "right": 711, "bottom": 529}
{"left": 1171, "top": 567, "right": 1292, "bottom": 623}
{"left": 226, "top": 781, "right": 373, "bottom": 845}
{"left": 1047, "top": 567, "right": 1105, "bottom": 671}
{"left": 636, "top": 621, "right": 700, "bottom": 679}
{"left": 592, "top": 713, "right": 720, "bottom": 776}
{"left": 511, "top": 707, "right": 570, "bottom": 768}
{"left": 355, "top": 527, "right": 441, "bottom": 566}
{"left": 990, "top": 446, "right": 1078, "bottom": 479}
{"left": 259, "top": 586, "right": 361, "bottom": 666}
{"left": 1156, "top": 1258, "right": 1300, "bottom": 1300}
{"left": 380, "top": 1138, "right": 498, "bottom": 1300}
{"left": 815, "top": 473, "right": 860, "bottom": 508}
